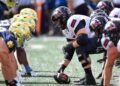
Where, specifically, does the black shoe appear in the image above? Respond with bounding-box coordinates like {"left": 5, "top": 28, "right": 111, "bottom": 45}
{"left": 74, "top": 77, "right": 85, "bottom": 83}
{"left": 75, "top": 75, "right": 96, "bottom": 85}
{"left": 5, "top": 80, "right": 17, "bottom": 86}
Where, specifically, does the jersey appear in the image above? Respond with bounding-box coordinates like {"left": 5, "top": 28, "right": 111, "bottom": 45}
{"left": 62, "top": 15, "right": 95, "bottom": 40}
{"left": 0, "top": 30, "right": 16, "bottom": 53}
{"left": 109, "top": 8, "right": 120, "bottom": 18}
{"left": 101, "top": 20, "right": 120, "bottom": 52}
{"left": 0, "top": 19, "right": 11, "bottom": 29}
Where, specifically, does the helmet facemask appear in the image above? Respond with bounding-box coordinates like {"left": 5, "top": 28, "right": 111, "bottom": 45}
{"left": 51, "top": 6, "right": 72, "bottom": 30}
{"left": 90, "top": 16, "right": 107, "bottom": 37}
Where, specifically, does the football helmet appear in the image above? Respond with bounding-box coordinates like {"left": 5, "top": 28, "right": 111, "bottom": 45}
{"left": 51, "top": 6, "right": 72, "bottom": 30}
{"left": 90, "top": 9, "right": 108, "bottom": 18}
{"left": 90, "top": 16, "right": 108, "bottom": 35}
{"left": 9, "top": 22, "right": 31, "bottom": 47}
{"left": 11, "top": 14, "right": 20, "bottom": 23}
{"left": 96, "top": 0, "right": 114, "bottom": 15}
{"left": 104, "top": 21, "right": 117, "bottom": 32}
{"left": 15, "top": 15, "right": 36, "bottom": 33}
{"left": 20, "top": 8, "right": 37, "bottom": 21}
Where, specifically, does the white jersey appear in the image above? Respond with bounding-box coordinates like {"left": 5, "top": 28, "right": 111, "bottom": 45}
{"left": 101, "top": 20, "right": 120, "bottom": 52}
{"left": 109, "top": 8, "right": 120, "bottom": 18}
{"left": 101, "top": 34, "right": 120, "bottom": 52}
{"left": 0, "top": 19, "right": 11, "bottom": 29}
{"left": 62, "top": 15, "right": 95, "bottom": 40}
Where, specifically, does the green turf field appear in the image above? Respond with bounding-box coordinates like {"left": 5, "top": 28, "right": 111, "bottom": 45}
{"left": 0, "top": 36, "right": 120, "bottom": 86}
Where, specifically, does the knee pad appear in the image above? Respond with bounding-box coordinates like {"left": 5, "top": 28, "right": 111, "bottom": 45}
{"left": 76, "top": 34, "right": 89, "bottom": 46}
{"left": 78, "top": 54, "right": 91, "bottom": 64}
{"left": 64, "top": 48, "right": 75, "bottom": 61}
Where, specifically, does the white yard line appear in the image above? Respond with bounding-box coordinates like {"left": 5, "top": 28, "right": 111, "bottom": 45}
{"left": 42, "top": 36, "right": 66, "bottom": 42}
{"left": 31, "top": 44, "right": 45, "bottom": 49}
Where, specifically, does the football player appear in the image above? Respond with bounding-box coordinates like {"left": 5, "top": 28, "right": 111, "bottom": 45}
{"left": 91, "top": 0, "right": 113, "bottom": 63}
{"left": 11, "top": 8, "right": 37, "bottom": 76}
{"left": 96, "top": 0, "right": 120, "bottom": 67}
{"left": 96, "top": 0, "right": 114, "bottom": 15}
{"left": 97, "top": 0, "right": 120, "bottom": 18}
{"left": 0, "top": 20, "right": 32, "bottom": 85}
{"left": 90, "top": 14, "right": 120, "bottom": 86}
{"left": 51, "top": 6, "right": 107, "bottom": 85}
{"left": 0, "top": 8, "right": 37, "bottom": 76}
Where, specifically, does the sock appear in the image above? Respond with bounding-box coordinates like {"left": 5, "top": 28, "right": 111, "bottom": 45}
{"left": 24, "top": 64, "right": 32, "bottom": 73}
{"left": 84, "top": 68, "right": 93, "bottom": 77}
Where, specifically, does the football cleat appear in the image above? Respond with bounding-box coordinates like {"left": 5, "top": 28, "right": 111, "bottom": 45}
{"left": 54, "top": 73, "right": 71, "bottom": 84}
{"left": 74, "top": 75, "right": 96, "bottom": 85}
{"left": 74, "top": 77, "right": 85, "bottom": 83}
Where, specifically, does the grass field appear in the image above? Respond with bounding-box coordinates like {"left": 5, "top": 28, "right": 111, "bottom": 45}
{"left": 0, "top": 36, "right": 120, "bottom": 86}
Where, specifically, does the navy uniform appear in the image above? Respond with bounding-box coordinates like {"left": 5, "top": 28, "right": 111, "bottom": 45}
{"left": 0, "top": 27, "right": 16, "bottom": 53}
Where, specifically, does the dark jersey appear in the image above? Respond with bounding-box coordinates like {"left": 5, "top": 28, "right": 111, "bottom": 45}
{"left": 0, "top": 30, "right": 16, "bottom": 53}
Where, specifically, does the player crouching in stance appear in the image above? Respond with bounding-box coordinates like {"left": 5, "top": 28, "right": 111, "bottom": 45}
{"left": 51, "top": 6, "right": 96, "bottom": 85}
{"left": 0, "top": 21, "right": 31, "bottom": 86}
{"left": 11, "top": 8, "right": 37, "bottom": 76}
{"left": 90, "top": 15, "right": 120, "bottom": 85}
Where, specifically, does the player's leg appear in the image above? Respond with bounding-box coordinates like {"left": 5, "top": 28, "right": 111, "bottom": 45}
{"left": 16, "top": 47, "right": 32, "bottom": 76}
{"left": 75, "top": 47, "right": 96, "bottom": 85}
{"left": 0, "top": 39, "right": 21, "bottom": 85}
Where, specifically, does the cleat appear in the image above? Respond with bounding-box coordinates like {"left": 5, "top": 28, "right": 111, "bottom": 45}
{"left": 74, "top": 77, "right": 85, "bottom": 83}
{"left": 21, "top": 71, "right": 37, "bottom": 77}
{"left": 74, "top": 75, "right": 96, "bottom": 85}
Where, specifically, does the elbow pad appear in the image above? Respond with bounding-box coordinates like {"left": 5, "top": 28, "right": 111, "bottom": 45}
{"left": 76, "top": 34, "right": 89, "bottom": 46}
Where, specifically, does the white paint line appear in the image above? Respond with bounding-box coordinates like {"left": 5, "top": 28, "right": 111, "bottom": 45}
{"left": 31, "top": 44, "right": 45, "bottom": 49}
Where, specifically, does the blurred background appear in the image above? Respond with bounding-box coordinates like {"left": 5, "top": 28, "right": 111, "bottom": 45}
{"left": 1, "top": 0, "right": 117, "bottom": 37}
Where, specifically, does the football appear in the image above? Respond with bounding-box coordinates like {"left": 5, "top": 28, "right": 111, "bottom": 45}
{"left": 54, "top": 73, "right": 71, "bottom": 84}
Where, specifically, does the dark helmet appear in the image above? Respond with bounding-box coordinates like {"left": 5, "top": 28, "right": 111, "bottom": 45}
{"left": 96, "top": 0, "right": 114, "bottom": 15}
{"left": 90, "top": 9, "right": 108, "bottom": 18}
{"left": 104, "top": 21, "right": 117, "bottom": 33}
{"left": 90, "top": 16, "right": 109, "bottom": 35}
{"left": 51, "top": 6, "right": 72, "bottom": 29}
